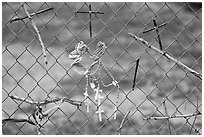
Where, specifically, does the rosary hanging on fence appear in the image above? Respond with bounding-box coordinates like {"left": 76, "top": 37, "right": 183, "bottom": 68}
{"left": 69, "top": 41, "right": 120, "bottom": 121}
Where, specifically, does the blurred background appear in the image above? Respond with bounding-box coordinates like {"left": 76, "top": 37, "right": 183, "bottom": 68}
{"left": 2, "top": 2, "right": 202, "bottom": 135}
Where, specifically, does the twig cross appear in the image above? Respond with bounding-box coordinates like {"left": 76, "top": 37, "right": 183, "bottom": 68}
{"left": 75, "top": 4, "right": 104, "bottom": 37}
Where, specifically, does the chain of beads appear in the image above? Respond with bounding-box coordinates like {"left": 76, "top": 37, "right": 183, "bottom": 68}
{"left": 69, "top": 41, "right": 120, "bottom": 121}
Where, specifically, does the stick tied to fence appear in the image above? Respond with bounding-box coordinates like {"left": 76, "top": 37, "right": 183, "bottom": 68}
{"left": 132, "top": 59, "right": 140, "bottom": 91}
{"left": 10, "top": 7, "right": 54, "bottom": 23}
{"left": 2, "top": 118, "right": 36, "bottom": 126}
{"left": 163, "top": 99, "right": 172, "bottom": 134}
{"left": 9, "top": 95, "right": 82, "bottom": 107}
{"left": 143, "top": 111, "right": 201, "bottom": 120}
{"left": 189, "top": 95, "right": 200, "bottom": 135}
{"left": 128, "top": 33, "right": 202, "bottom": 80}
{"left": 117, "top": 110, "right": 130, "bottom": 135}
{"left": 23, "top": 4, "right": 48, "bottom": 66}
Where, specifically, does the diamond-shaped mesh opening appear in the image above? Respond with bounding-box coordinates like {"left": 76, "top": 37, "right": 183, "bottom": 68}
{"left": 2, "top": 2, "right": 202, "bottom": 135}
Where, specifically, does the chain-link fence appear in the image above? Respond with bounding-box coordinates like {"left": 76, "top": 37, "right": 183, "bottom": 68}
{"left": 2, "top": 2, "right": 202, "bottom": 135}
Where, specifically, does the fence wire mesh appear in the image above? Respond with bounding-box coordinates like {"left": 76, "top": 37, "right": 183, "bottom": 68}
{"left": 2, "top": 2, "right": 202, "bottom": 135}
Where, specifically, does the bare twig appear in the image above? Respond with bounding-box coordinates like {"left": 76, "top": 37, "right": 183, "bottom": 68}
{"left": 132, "top": 59, "right": 140, "bottom": 91}
{"left": 76, "top": 11, "right": 104, "bottom": 14}
{"left": 128, "top": 33, "right": 202, "bottom": 80}
{"left": 63, "top": 97, "right": 83, "bottom": 107}
{"left": 143, "top": 111, "right": 201, "bottom": 120}
{"left": 9, "top": 95, "right": 35, "bottom": 104}
{"left": 10, "top": 7, "right": 54, "bottom": 23}
{"left": 163, "top": 99, "right": 171, "bottom": 135}
{"left": 89, "top": 5, "right": 92, "bottom": 37}
{"left": 189, "top": 114, "right": 198, "bottom": 134}
{"left": 117, "top": 110, "right": 130, "bottom": 135}
{"left": 23, "top": 3, "right": 48, "bottom": 66}
{"left": 43, "top": 105, "right": 60, "bottom": 116}
{"left": 189, "top": 95, "right": 199, "bottom": 135}
{"left": 2, "top": 118, "right": 35, "bottom": 126}
{"left": 9, "top": 95, "right": 83, "bottom": 107}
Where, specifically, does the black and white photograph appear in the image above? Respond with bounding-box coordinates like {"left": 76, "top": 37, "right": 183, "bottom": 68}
{"left": 2, "top": 2, "right": 202, "bottom": 135}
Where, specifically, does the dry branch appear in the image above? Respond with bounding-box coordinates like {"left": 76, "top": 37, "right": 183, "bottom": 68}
{"left": 2, "top": 118, "right": 35, "bottom": 126}
{"left": 23, "top": 4, "right": 48, "bottom": 66}
{"left": 9, "top": 95, "right": 82, "bottom": 107}
{"left": 163, "top": 100, "right": 171, "bottom": 134}
{"left": 128, "top": 33, "right": 202, "bottom": 80}
{"left": 143, "top": 111, "right": 201, "bottom": 120}
{"left": 189, "top": 95, "right": 199, "bottom": 135}
{"left": 10, "top": 7, "right": 54, "bottom": 23}
{"left": 132, "top": 59, "right": 140, "bottom": 91}
{"left": 117, "top": 110, "right": 130, "bottom": 135}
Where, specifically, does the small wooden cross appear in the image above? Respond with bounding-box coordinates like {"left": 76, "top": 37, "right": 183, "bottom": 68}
{"left": 153, "top": 19, "right": 163, "bottom": 51}
{"left": 143, "top": 19, "right": 167, "bottom": 51}
{"left": 75, "top": 4, "right": 104, "bottom": 37}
